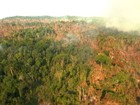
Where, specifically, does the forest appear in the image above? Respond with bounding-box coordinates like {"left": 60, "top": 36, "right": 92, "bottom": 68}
{"left": 0, "top": 16, "right": 140, "bottom": 105}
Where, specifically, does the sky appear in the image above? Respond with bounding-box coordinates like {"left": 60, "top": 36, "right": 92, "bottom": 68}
{"left": 0, "top": 0, "right": 110, "bottom": 19}
{"left": 0, "top": 0, "right": 140, "bottom": 18}
{"left": 0, "top": 0, "right": 140, "bottom": 31}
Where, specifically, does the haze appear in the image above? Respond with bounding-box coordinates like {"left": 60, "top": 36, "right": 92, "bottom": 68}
{"left": 0, "top": 0, "right": 140, "bottom": 31}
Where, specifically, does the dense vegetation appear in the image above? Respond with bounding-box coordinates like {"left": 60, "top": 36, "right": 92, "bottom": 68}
{"left": 0, "top": 16, "right": 140, "bottom": 105}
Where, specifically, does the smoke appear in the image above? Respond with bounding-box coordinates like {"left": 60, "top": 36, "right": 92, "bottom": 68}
{"left": 0, "top": 44, "right": 3, "bottom": 51}
{"left": 63, "top": 33, "right": 79, "bottom": 44}
{"left": 105, "top": 0, "right": 140, "bottom": 31}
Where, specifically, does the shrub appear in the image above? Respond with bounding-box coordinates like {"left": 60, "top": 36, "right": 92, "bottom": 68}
{"left": 95, "top": 53, "right": 110, "bottom": 64}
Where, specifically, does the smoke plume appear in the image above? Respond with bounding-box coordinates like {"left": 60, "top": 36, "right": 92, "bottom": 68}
{"left": 105, "top": 0, "right": 140, "bottom": 31}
